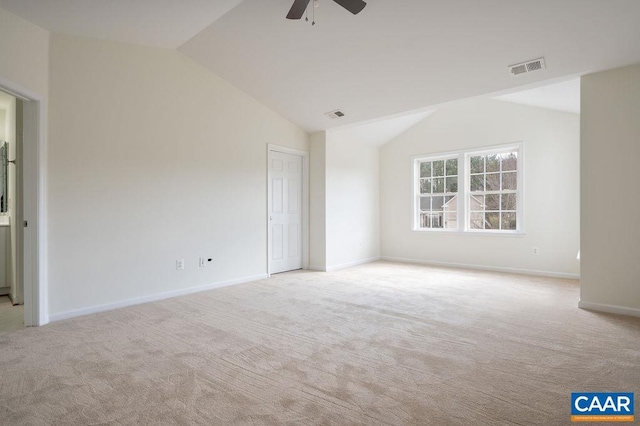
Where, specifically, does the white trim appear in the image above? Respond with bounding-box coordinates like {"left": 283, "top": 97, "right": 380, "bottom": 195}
{"left": 381, "top": 256, "right": 580, "bottom": 279}
{"left": 0, "top": 77, "right": 46, "bottom": 326}
{"left": 308, "top": 265, "right": 327, "bottom": 272}
{"left": 578, "top": 300, "right": 640, "bottom": 318}
{"left": 412, "top": 228, "right": 526, "bottom": 237}
{"left": 267, "top": 144, "right": 309, "bottom": 276}
{"left": 0, "top": 77, "right": 41, "bottom": 102}
{"left": 325, "top": 257, "right": 381, "bottom": 272}
{"left": 49, "top": 273, "right": 268, "bottom": 322}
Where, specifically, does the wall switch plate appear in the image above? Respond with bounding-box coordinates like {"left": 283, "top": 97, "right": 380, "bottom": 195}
{"left": 532, "top": 247, "right": 539, "bottom": 255}
{"left": 199, "top": 258, "right": 206, "bottom": 267}
{"left": 176, "top": 259, "right": 185, "bottom": 270}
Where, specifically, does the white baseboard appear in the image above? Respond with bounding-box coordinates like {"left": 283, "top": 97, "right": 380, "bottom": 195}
{"left": 308, "top": 265, "right": 327, "bottom": 272}
{"left": 326, "top": 257, "right": 381, "bottom": 272}
{"left": 49, "top": 274, "right": 268, "bottom": 323}
{"left": 578, "top": 300, "right": 640, "bottom": 318}
{"left": 380, "top": 256, "right": 580, "bottom": 279}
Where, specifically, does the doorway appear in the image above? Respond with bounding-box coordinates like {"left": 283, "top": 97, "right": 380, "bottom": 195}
{"left": 0, "top": 77, "right": 45, "bottom": 327}
{"left": 267, "top": 145, "right": 309, "bottom": 275}
{"left": 0, "top": 90, "right": 22, "bottom": 332}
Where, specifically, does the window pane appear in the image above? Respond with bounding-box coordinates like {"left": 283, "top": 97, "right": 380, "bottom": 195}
{"left": 419, "top": 196, "right": 431, "bottom": 210}
{"left": 419, "top": 194, "right": 453, "bottom": 229}
{"left": 419, "top": 211, "right": 431, "bottom": 228}
{"left": 432, "top": 196, "right": 445, "bottom": 211}
{"left": 444, "top": 210, "right": 457, "bottom": 228}
{"left": 485, "top": 194, "right": 500, "bottom": 211}
{"left": 445, "top": 177, "right": 458, "bottom": 193}
{"left": 470, "top": 156, "right": 484, "bottom": 174}
{"left": 432, "top": 160, "right": 445, "bottom": 177}
{"left": 501, "top": 193, "right": 517, "bottom": 210}
{"left": 443, "top": 195, "right": 457, "bottom": 228}
{"left": 470, "top": 212, "right": 484, "bottom": 229}
{"left": 502, "top": 172, "right": 517, "bottom": 190}
{"left": 432, "top": 177, "right": 444, "bottom": 193}
{"left": 420, "top": 162, "right": 431, "bottom": 178}
{"left": 421, "top": 212, "right": 442, "bottom": 228}
{"left": 469, "top": 195, "right": 484, "bottom": 211}
{"left": 486, "top": 154, "right": 500, "bottom": 172}
{"left": 470, "top": 175, "right": 484, "bottom": 192}
{"left": 445, "top": 158, "right": 458, "bottom": 176}
{"left": 502, "top": 152, "right": 517, "bottom": 171}
{"left": 501, "top": 212, "right": 517, "bottom": 230}
{"left": 485, "top": 212, "right": 499, "bottom": 229}
{"left": 420, "top": 178, "right": 431, "bottom": 194}
{"left": 486, "top": 173, "right": 500, "bottom": 191}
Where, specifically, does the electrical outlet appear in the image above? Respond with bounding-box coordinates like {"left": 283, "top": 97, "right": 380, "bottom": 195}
{"left": 176, "top": 259, "right": 185, "bottom": 270}
{"left": 199, "top": 258, "right": 206, "bottom": 268}
{"left": 532, "top": 247, "right": 539, "bottom": 255}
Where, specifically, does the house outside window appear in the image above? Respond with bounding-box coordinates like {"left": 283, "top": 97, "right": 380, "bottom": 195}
{"left": 413, "top": 143, "right": 523, "bottom": 233}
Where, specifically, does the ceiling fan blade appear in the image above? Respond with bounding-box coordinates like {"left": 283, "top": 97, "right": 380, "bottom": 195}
{"left": 287, "top": 0, "right": 312, "bottom": 19}
{"left": 332, "top": 0, "right": 367, "bottom": 15}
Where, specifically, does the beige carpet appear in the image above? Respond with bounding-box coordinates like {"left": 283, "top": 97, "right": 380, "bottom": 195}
{"left": 1, "top": 261, "right": 639, "bottom": 425}
{"left": 0, "top": 296, "right": 23, "bottom": 336}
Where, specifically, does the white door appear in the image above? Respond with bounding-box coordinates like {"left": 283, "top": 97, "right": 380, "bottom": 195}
{"left": 269, "top": 151, "right": 302, "bottom": 274}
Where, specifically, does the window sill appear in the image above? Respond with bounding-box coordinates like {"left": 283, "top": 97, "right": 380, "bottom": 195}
{"left": 412, "top": 228, "right": 526, "bottom": 237}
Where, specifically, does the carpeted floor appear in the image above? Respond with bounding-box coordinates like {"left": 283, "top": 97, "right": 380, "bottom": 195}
{"left": 1, "top": 261, "right": 639, "bottom": 425}
{"left": 0, "top": 296, "right": 23, "bottom": 336}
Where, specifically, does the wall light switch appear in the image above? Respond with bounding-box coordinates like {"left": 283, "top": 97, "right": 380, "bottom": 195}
{"left": 176, "top": 259, "right": 185, "bottom": 270}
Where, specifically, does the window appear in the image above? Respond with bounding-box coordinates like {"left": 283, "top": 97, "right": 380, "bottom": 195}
{"left": 414, "top": 144, "right": 523, "bottom": 233}
{"left": 468, "top": 151, "right": 518, "bottom": 231}
{"left": 417, "top": 157, "right": 458, "bottom": 229}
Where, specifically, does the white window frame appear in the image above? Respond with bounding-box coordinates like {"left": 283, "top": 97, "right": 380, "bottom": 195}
{"left": 413, "top": 153, "right": 461, "bottom": 232}
{"left": 412, "top": 142, "right": 524, "bottom": 234}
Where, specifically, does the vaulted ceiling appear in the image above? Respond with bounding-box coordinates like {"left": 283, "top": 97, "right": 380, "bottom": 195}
{"left": 1, "top": 0, "right": 245, "bottom": 49}
{"left": 3, "top": 0, "right": 640, "bottom": 132}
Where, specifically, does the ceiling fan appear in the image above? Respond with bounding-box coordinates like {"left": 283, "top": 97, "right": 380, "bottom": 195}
{"left": 286, "top": 0, "right": 367, "bottom": 19}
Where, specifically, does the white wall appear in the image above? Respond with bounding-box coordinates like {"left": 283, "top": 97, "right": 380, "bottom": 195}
{"left": 325, "top": 132, "right": 380, "bottom": 270}
{"left": 308, "top": 130, "right": 381, "bottom": 271}
{"left": 0, "top": 8, "right": 49, "bottom": 98}
{"left": 48, "top": 34, "right": 308, "bottom": 317}
{"left": 0, "top": 109, "right": 5, "bottom": 140}
{"left": 580, "top": 63, "right": 640, "bottom": 316}
{"left": 309, "top": 131, "right": 327, "bottom": 270}
{"left": 380, "top": 99, "right": 580, "bottom": 278}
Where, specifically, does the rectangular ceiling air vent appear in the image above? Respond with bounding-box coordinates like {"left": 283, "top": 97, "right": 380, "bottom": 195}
{"left": 325, "top": 109, "right": 345, "bottom": 119}
{"left": 509, "top": 57, "right": 546, "bottom": 76}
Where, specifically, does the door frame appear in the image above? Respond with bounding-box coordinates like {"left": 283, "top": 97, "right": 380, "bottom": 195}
{"left": 267, "top": 144, "right": 309, "bottom": 276}
{"left": 0, "top": 76, "right": 47, "bottom": 326}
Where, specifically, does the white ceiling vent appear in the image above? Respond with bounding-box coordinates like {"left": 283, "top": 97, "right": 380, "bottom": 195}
{"left": 509, "top": 57, "right": 546, "bottom": 76}
{"left": 325, "top": 109, "right": 346, "bottom": 119}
